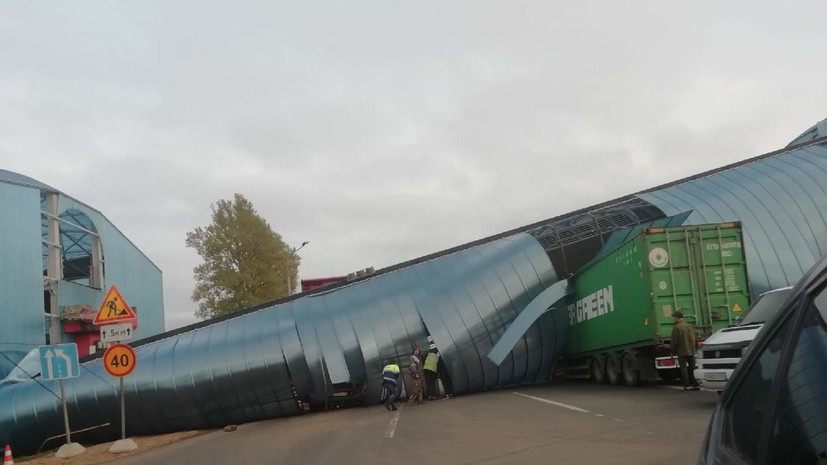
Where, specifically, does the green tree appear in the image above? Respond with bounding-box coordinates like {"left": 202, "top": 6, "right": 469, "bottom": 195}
{"left": 186, "top": 193, "right": 299, "bottom": 319}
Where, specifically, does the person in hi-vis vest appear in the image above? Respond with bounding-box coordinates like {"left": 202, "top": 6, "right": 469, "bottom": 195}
{"left": 381, "top": 360, "right": 401, "bottom": 411}
{"left": 423, "top": 349, "right": 439, "bottom": 400}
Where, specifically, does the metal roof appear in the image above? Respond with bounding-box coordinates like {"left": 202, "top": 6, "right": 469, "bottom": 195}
{"left": 639, "top": 139, "right": 827, "bottom": 295}
{"left": 0, "top": 168, "right": 162, "bottom": 273}
{"left": 787, "top": 118, "right": 827, "bottom": 147}
{"left": 0, "top": 169, "right": 57, "bottom": 193}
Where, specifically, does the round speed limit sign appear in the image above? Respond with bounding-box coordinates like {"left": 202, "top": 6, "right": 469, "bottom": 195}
{"left": 103, "top": 343, "right": 137, "bottom": 377}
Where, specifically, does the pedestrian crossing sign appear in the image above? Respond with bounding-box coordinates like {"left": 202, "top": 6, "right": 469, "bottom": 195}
{"left": 93, "top": 285, "right": 137, "bottom": 325}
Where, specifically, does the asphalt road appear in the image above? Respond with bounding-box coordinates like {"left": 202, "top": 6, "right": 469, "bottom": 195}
{"left": 113, "top": 381, "right": 717, "bottom": 465}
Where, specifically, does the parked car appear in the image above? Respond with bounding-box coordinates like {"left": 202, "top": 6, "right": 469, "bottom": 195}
{"left": 694, "top": 287, "right": 793, "bottom": 392}
{"left": 698, "top": 255, "right": 827, "bottom": 465}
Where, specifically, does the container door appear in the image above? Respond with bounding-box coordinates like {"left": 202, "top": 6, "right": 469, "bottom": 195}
{"left": 688, "top": 225, "right": 751, "bottom": 337}
{"left": 647, "top": 229, "right": 700, "bottom": 340}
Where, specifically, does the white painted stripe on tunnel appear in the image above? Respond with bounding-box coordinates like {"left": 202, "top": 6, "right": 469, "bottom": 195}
{"left": 385, "top": 405, "right": 403, "bottom": 439}
{"left": 512, "top": 392, "right": 591, "bottom": 413}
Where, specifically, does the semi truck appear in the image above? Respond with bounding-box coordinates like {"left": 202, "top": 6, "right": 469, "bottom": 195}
{"left": 561, "top": 222, "right": 750, "bottom": 386}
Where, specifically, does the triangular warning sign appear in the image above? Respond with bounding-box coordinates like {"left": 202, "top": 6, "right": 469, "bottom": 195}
{"left": 93, "top": 285, "right": 137, "bottom": 325}
{"left": 733, "top": 303, "right": 743, "bottom": 313}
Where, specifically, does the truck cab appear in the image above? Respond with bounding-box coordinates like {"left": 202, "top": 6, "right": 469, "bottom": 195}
{"left": 694, "top": 287, "right": 793, "bottom": 392}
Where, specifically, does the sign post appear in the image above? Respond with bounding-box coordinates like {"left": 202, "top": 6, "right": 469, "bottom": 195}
{"left": 103, "top": 343, "right": 136, "bottom": 447}
{"left": 94, "top": 285, "right": 140, "bottom": 454}
{"left": 39, "top": 343, "right": 86, "bottom": 458}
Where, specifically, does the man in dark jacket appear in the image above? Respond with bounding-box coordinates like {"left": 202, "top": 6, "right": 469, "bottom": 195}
{"left": 437, "top": 354, "right": 453, "bottom": 399}
{"left": 671, "top": 312, "right": 700, "bottom": 391}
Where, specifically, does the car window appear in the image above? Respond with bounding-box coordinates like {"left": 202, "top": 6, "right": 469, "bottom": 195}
{"left": 737, "top": 289, "right": 792, "bottom": 326}
{"left": 724, "top": 307, "right": 795, "bottom": 462}
{"left": 769, "top": 286, "right": 827, "bottom": 464}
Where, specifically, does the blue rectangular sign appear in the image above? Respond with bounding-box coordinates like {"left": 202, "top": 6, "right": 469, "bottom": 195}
{"left": 39, "top": 343, "right": 80, "bottom": 380}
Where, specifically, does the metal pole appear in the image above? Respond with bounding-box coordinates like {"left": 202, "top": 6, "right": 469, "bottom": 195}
{"left": 59, "top": 379, "right": 71, "bottom": 444}
{"left": 119, "top": 377, "right": 126, "bottom": 440}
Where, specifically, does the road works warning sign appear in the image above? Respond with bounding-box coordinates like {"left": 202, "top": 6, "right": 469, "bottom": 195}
{"left": 93, "top": 285, "right": 138, "bottom": 325}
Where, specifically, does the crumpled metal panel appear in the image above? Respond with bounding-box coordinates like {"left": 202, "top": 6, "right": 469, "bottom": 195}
{"left": 638, "top": 140, "right": 827, "bottom": 296}
{"left": 487, "top": 280, "right": 572, "bottom": 366}
{"left": 0, "top": 233, "right": 561, "bottom": 455}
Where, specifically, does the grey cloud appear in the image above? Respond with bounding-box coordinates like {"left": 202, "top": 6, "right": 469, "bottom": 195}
{"left": 1, "top": 1, "right": 826, "bottom": 330}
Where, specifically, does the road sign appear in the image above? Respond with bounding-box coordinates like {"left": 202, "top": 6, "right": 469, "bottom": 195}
{"left": 100, "top": 323, "right": 135, "bottom": 343}
{"left": 93, "top": 285, "right": 138, "bottom": 325}
{"left": 39, "top": 344, "right": 80, "bottom": 380}
{"left": 103, "top": 344, "right": 137, "bottom": 378}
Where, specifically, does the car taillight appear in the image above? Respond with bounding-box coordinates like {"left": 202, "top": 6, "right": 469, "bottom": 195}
{"left": 657, "top": 358, "right": 677, "bottom": 367}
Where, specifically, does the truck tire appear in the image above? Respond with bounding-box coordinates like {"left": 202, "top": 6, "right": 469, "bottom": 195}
{"left": 606, "top": 352, "right": 623, "bottom": 385}
{"left": 621, "top": 350, "right": 646, "bottom": 387}
{"left": 591, "top": 356, "right": 607, "bottom": 384}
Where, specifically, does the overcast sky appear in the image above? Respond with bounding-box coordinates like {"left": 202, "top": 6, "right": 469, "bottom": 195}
{"left": 2, "top": 1, "right": 826, "bottom": 330}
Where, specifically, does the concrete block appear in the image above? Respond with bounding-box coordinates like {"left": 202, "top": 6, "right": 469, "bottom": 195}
{"left": 109, "top": 438, "right": 138, "bottom": 453}
{"left": 55, "top": 442, "right": 86, "bottom": 458}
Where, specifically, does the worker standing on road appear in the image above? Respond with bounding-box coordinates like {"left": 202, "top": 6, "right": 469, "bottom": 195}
{"left": 423, "top": 348, "right": 440, "bottom": 400}
{"left": 382, "top": 360, "right": 401, "bottom": 411}
{"left": 408, "top": 347, "right": 424, "bottom": 405}
{"left": 671, "top": 311, "right": 700, "bottom": 391}
{"left": 437, "top": 354, "right": 453, "bottom": 399}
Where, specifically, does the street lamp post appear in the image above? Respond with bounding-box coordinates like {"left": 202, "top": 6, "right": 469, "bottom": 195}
{"left": 287, "top": 241, "right": 310, "bottom": 295}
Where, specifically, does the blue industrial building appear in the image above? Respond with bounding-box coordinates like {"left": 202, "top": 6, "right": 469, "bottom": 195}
{"left": 0, "top": 170, "right": 164, "bottom": 373}
{"left": 0, "top": 120, "right": 825, "bottom": 454}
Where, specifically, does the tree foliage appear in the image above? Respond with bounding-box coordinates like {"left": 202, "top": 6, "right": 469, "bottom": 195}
{"left": 186, "top": 193, "right": 299, "bottom": 319}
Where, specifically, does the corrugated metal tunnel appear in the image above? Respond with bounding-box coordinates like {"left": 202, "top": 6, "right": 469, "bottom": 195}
{"left": 0, "top": 233, "right": 571, "bottom": 455}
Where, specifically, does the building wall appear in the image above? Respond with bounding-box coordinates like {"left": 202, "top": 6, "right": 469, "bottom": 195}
{"left": 0, "top": 183, "right": 46, "bottom": 369}
{"left": 57, "top": 196, "right": 165, "bottom": 339}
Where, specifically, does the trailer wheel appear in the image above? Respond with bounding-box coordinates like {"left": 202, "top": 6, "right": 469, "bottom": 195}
{"left": 621, "top": 350, "right": 646, "bottom": 387}
{"left": 591, "top": 356, "right": 607, "bottom": 384}
{"left": 606, "top": 352, "right": 623, "bottom": 385}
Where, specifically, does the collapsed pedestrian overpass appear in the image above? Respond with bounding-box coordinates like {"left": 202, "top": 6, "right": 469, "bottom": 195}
{"left": 1, "top": 122, "right": 825, "bottom": 455}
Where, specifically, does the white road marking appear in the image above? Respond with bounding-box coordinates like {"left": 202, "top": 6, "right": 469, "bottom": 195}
{"left": 595, "top": 414, "right": 605, "bottom": 417}
{"left": 512, "top": 392, "right": 591, "bottom": 413}
{"left": 384, "top": 405, "right": 403, "bottom": 439}
{"left": 613, "top": 418, "right": 624, "bottom": 422}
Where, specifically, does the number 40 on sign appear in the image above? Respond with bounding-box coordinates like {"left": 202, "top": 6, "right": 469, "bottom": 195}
{"left": 103, "top": 344, "right": 137, "bottom": 378}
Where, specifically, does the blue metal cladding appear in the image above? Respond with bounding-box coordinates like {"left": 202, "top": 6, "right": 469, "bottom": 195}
{"left": 0, "top": 233, "right": 564, "bottom": 454}
{"left": 0, "top": 182, "right": 46, "bottom": 375}
{"left": 638, "top": 140, "right": 827, "bottom": 295}
{"left": 56, "top": 196, "right": 166, "bottom": 338}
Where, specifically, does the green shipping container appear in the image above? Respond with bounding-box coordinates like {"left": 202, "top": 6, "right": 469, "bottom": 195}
{"left": 565, "top": 222, "right": 750, "bottom": 358}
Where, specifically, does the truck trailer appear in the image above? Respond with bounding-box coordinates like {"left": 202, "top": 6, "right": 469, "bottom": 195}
{"left": 562, "top": 222, "right": 750, "bottom": 386}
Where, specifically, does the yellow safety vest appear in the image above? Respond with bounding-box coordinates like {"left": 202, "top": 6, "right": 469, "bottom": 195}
{"left": 383, "top": 364, "right": 400, "bottom": 374}
{"left": 424, "top": 353, "right": 439, "bottom": 372}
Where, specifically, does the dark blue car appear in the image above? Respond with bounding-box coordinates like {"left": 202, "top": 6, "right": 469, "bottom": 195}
{"left": 699, "top": 255, "right": 827, "bottom": 465}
